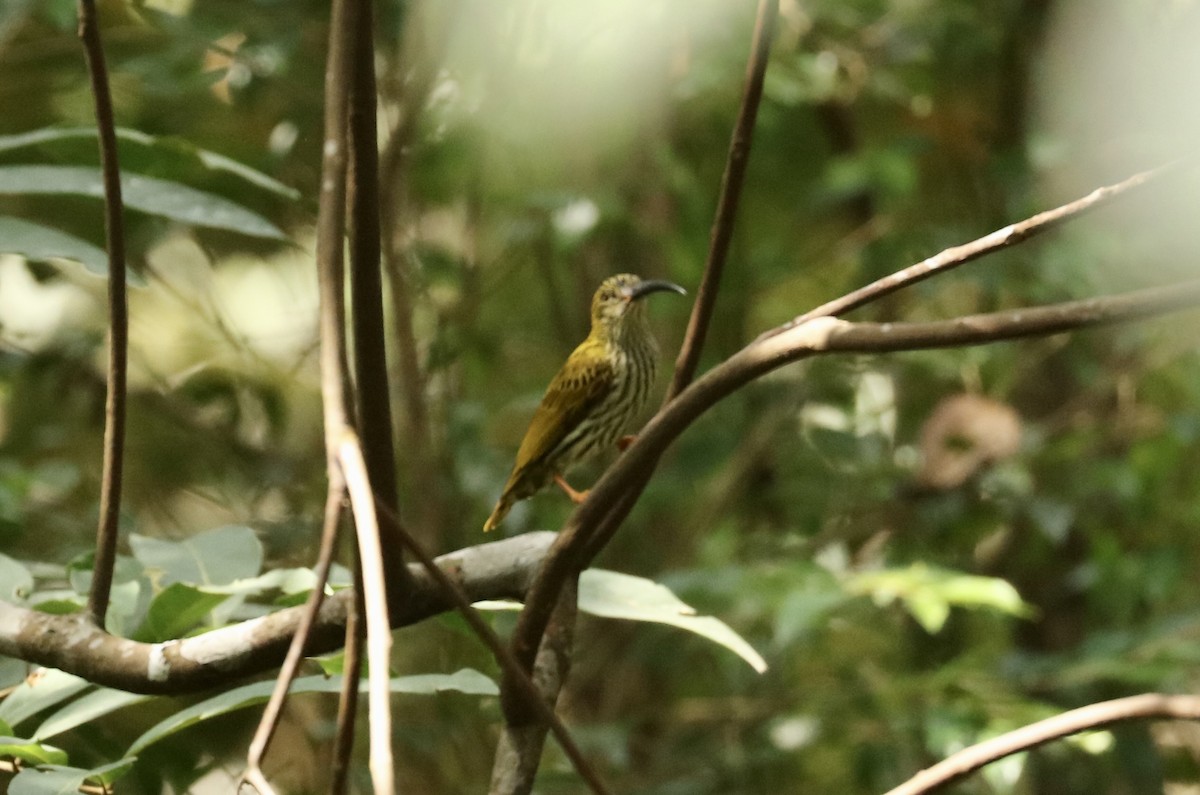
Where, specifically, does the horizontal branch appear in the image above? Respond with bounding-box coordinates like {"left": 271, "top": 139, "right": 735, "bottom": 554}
{"left": 883, "top": 693, "right": 1200, "bottom": 795}
{"left": 0, "top": 532, "right": 555, "bottom": 695}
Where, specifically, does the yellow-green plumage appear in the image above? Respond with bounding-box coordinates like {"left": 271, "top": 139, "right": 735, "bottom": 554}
{"left": 483, "top": 273, "right": 685, "bottom": 532}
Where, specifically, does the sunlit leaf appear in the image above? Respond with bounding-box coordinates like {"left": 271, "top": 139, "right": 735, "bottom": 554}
{"left": 577, "top": 569, "right": 768, "bottom": 673}
{"left": 844, "top": 564, "right": 1034, "bottom": 633}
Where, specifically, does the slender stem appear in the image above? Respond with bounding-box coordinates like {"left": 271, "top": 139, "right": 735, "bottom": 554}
{"left": 315, "top": 0, "right": 393, "bottom": 791}
{"left": 667, "top": 0, "right": 777, "bottom": 399}
{"left": 242, "top": 482, "right": 346, "bottom": 791}
{"left": 330, "top": 549, "right": 364, "bottom": 795}
{"left": 766, "top": 163, "right": 1172, "bottom": 335}
{"left": 883, "top": 693, "right": 1200, "bottom": 795}
{"left": 369, "top": 500, "right": 610, "bottom": 795}
{"left": 347, "top": 0, "right": 412, "bottom": 593}
{"left": 336, "top": 435, "right": 394, "bottom": 795}
{"left": 77, "top": 0, "right": 129, "bottom": 628}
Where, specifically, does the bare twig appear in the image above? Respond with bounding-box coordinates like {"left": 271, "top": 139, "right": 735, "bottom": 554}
{"left": 315, "top": 0, "right": 394, "bottom": 791}
{"left": 668, "top": 0, "right": 778, "bottom": 398}
{"left": 368, "top": 501, "right": 610, "bottom": 795}
{"left": 336, "top": 435, "right": 394, "bottom": 795}
{"left": 76, "top": 0, "right": 129, "bottom": 628}
{"left": 883, "top": 693, "right": 1200, "bottom": 795}
{"left": 241, "top": 482, "right": 346, "bottom": 792}
{"left": 330, "top": 553, "right": 364, "bottom": 795}
{"left": 765, "top": 163, "right": 1171, "bottom": 336}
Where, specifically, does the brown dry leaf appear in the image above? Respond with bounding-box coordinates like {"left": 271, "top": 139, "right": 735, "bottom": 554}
{"left": 917, "top": 393, "right": 1021, "bottom": 490}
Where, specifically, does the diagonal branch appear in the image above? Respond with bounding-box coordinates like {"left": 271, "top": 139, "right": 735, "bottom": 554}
{"left": 508, "top": 275, "right": 1200, "bottom": 673}
{"left": 76, "top": 0, "right": 129, "bottom": 629}
{"left": 668, "top": 0, "right": 778, "bottom": 399}
{"left": 765, "top": 163, "right": 1171, "bottom": 335}
{"left": 882, "top": 693, "right": 1200, "bottom": 795}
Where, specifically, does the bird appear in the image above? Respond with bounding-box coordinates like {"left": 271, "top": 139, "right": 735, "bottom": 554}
{"left": 483, "top": 273, "right": 686, "bottom": 531}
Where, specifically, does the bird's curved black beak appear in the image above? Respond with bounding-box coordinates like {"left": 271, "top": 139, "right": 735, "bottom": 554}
{"left": 628, "top": 279, "right": 687, "bottom": 301}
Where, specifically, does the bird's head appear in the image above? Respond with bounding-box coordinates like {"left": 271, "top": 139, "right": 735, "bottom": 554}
{"left": 590, "top": 273, "right": 686, "bottom": 332}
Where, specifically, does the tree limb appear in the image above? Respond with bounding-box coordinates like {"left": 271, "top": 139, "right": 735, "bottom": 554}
{"left": 0, "top": 533, "right": 557, "bottom": 694}
{"left": 882, "top": 693, "right": 1200, "bottom": 795}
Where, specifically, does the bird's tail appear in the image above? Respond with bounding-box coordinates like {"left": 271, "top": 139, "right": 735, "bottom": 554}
{"left": 483, "top": 495, "right": 513, "bottom": 533}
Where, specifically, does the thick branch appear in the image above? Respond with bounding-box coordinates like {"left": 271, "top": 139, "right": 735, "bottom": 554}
{"left": 0, "top": 533, "right": 556, "bottom": 695}
{"left": 76, "top": 0, "right": 129, "bottom": 628}
{"left": 883, "top": 693, "right": 1200, "bottom": 795}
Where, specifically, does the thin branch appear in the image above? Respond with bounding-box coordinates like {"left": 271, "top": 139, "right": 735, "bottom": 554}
{"left": 490, "top": 579, "right": 579, "bottom": 795}
{"left": 667, "top": 0, "right": 778, "bottom": 399}
{"left": 882, "top": 693, "right": 1200, "bottom": 795}
{"left": 315, "top": 0, "right": 393, "bottom": 791}
{"left": 330, "top": 551, "right": 364, "bottom": 795}
{"left": 0, "top": 532, "right": 560, "bottom": 694}
{"left": 348, "top": 0, "right": 411, "bottom": 591}
{"left": 336, "top": 435, "right": 394, "bottom": 795}
{"left": 76, "top": 0, "right": 129, "bottom": 628}
{"left": 765, "top": 163, "right": 1171, "bottom": 336}
{"left": 369, "top": 501, "right": 610, "bottom": 795}
{"left": 241, "top": 480, "right": 346, "bottom": 792}
{"left": 508, "top": 277, "right": 1200, "bottom": 673}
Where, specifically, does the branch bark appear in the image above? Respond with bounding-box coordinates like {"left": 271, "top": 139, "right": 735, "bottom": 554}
{"left": 668, "top": 0, "right": 778, "bottom": 398}
{"left": 882, "top": 693, "right": 1200, "bottom": 795}
{"left": 76, "top": 0, "right": 129, "bottom": 629}
{"left": 0, "top": 533, "right": 558, "bottom": 694}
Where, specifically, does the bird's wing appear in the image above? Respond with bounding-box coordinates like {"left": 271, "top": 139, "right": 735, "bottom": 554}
{"left": 509, "top": 344, "right": 615, "bottom": 481}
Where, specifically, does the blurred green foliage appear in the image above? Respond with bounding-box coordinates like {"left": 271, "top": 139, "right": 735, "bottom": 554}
{"left": 3, "top": 0, "right": 1200, "bottom": 792}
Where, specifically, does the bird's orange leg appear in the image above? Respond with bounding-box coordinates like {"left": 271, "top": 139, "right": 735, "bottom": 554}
{"left": 617, "top": 434, "right": 636, "bottom": 452}
{"left": 554, "top": 474, "right": 590, "bottom": 504}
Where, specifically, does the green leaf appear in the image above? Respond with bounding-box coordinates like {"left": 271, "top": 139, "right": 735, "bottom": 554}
{"left": 0, "top": 166, "right": 287, "bottom": 240}
{"left": 0, "top": 552, "right": 33, "bottom": 602}
{"left": 0, "top": 127, "right": 300, "bottom": 200}
{"left": 34, "top": 688, "right": 151, "bottom": 740}
{"left": 9, "top": 765, "right": 88, "bottom": 795}
{"left": 127, "top": 670, "right": 497, "bottom": 756}
{"left": 0, "top": 670, "right": 90, "bottom": 730}
{"left": 844, "top": 563, "right": 1035, "bottom": 633}
{"left": 130, "top": 525, "right": 263, "bottom": 587}
{"left": 0, "top": 736, "right": 68, "bottom": 765}
{"left": 9, "top": 759, "right": 134, "bottom": 795}
{"left": 577, "top": 569, "right": 768, "bottom": 674}
{"left": 0, "top": 217, "right": 109, "bottom": 277}
{"left": 132, "top": 583, "right": 229, "bottom": 642}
